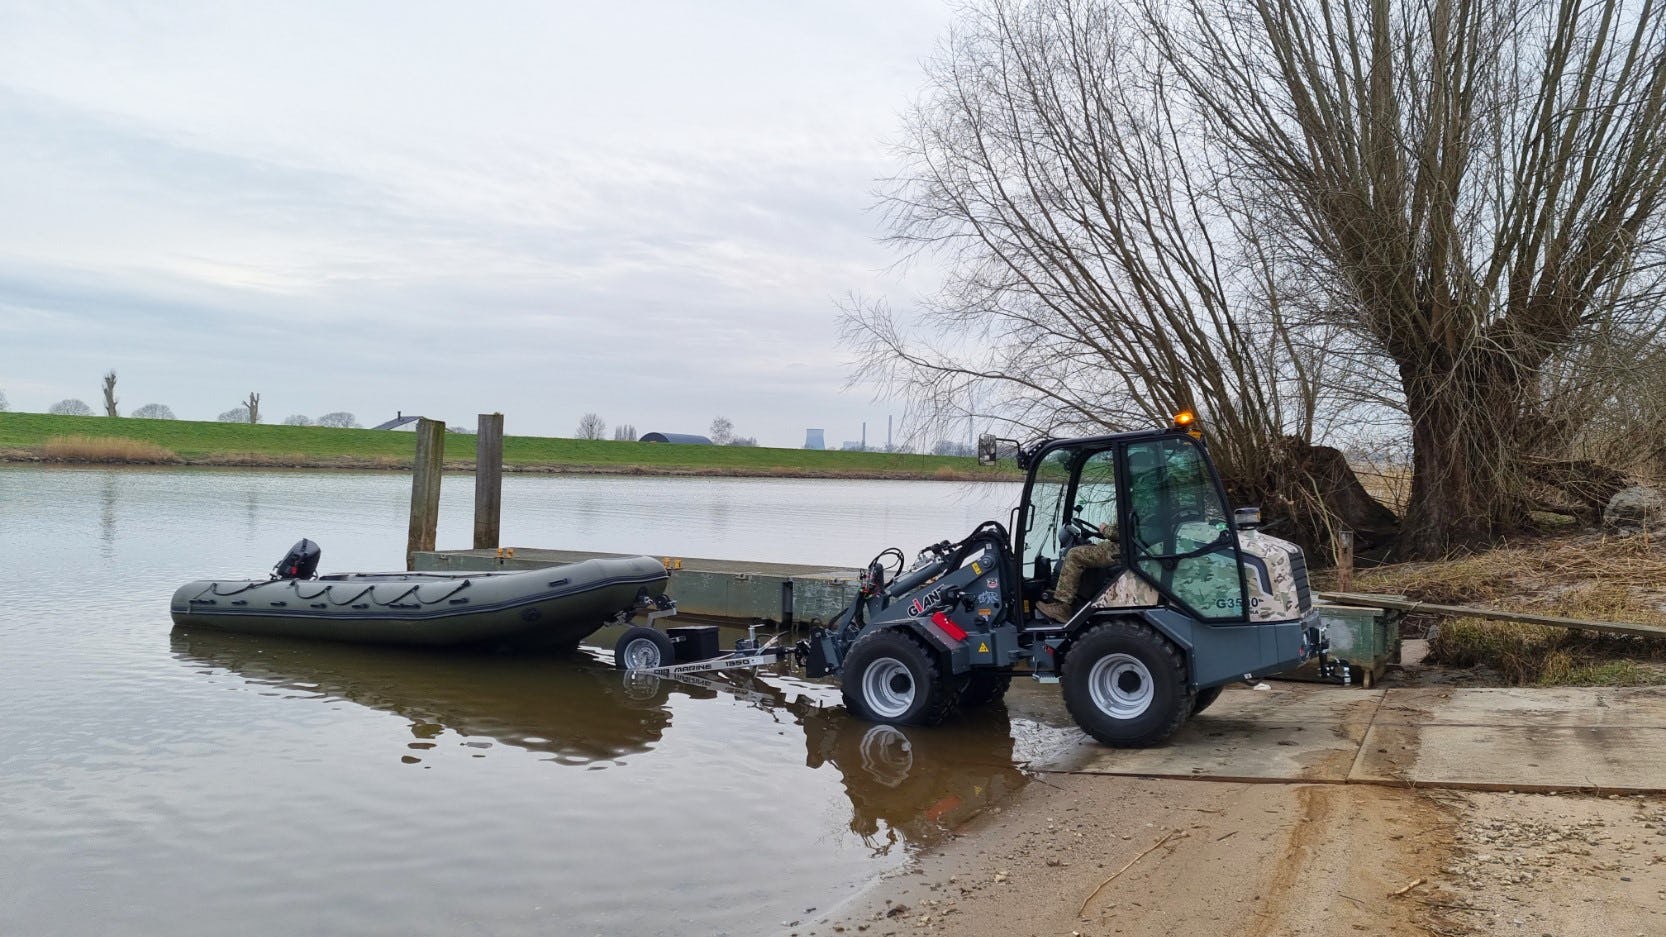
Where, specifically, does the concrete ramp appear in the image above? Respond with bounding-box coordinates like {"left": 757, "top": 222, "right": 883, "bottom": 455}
{"left": 1071, "top": 684, "right": 1666, "bottom": 794}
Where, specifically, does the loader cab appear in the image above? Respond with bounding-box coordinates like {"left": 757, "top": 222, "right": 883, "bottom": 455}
{"left": 1012, "top": 429, "right": 1249, "bottom": 626}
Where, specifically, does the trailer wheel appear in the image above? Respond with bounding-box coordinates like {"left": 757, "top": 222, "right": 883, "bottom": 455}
{"left": 1190, "top": 685, "right": 1223, "bottom": 716}
{"left": 957, "top": 670, "right": 1013, "bottom": 709}
{"left": 840, "top": 629, "right": 957, "bottom": 726}
{"left": 1061, "top": 620, "right": 1190, "bottom": 747}
{"left": 614, "top": 626, "right": 674, "bottom": 670}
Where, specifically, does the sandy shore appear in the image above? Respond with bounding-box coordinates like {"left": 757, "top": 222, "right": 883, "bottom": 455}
{"left": 803, "top": 773, "right": 1666, "bottom": 937}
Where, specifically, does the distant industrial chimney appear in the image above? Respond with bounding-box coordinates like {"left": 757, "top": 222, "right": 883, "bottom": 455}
{"left": 804, "top": 428, "right": 825, "bottom": 450}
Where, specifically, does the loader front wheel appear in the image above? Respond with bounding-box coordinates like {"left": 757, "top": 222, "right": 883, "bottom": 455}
{"left": 841, "top": 630, "right": 957, "bottom": 727}
{"left": 1061, "top": 620, "right": 1190, "bottom": 747}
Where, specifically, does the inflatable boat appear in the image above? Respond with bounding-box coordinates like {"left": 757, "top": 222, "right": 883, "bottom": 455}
{"left": 170, "top": 540, "right": 673, "bottom": 651}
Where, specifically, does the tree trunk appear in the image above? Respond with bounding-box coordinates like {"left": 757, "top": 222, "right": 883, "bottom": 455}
{"left": 1398, "top": 356, "right": 1523, "bottom": 556}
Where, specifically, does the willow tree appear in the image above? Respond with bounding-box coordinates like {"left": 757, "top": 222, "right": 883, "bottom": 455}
{"left": 849, "top": 0, "right": 1666, "bottom": 558}
{"left": 102, "top": 371, "right": 119, "bottom": 418}
{"left": 1154, "top": 0, "right": 1666, "bottom": 553}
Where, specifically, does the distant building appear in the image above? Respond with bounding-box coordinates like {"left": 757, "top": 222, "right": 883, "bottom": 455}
{"left": 840, "top": 441, "right": 868, "bottom": 452}
{"left": 804, "top": 428, "right": 825, "bottom": 450}
{"left": 371, "top": 411, "right": 422, "bottom": 430}
{"left": 639, "top": 432, "right": 713, "bottom": 445}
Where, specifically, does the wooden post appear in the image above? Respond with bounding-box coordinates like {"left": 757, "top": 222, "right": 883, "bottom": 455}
{"left": 1334, "top": 528, "right": 1355, "bottom": 593}
{"left": 474, "top": 412, "right": 504, "bottom": 549}
{"left": 407, "top": 418, "right": 445, "bottom": 570}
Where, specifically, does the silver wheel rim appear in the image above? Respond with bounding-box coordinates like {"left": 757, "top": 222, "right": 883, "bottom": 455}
{"left": 861, "top": 657, "right": 915, "bottom": 720}
{"left": 1087, "top": 652, "right": 1154, "bottom": 719}
{"left": 621, "top": 671, "right": 661, "bottom": 700}
{"left": 622, "top": 637, "right": 663, "bottom": 670}
{"left": 858, "top": 724, "right": 914, "bottom": 788}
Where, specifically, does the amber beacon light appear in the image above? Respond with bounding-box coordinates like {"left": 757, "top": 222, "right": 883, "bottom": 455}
{"left": 1171, "top": 410, "right": 1202, "bottom": 437}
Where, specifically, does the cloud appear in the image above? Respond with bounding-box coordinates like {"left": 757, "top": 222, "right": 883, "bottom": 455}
{"left": 0, "top": 2, "right": 955, "bottom": 442}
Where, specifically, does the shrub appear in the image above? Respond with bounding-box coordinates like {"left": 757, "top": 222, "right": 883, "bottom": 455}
{"left": 48, "top": 399, "right": 94, "bottom": 416}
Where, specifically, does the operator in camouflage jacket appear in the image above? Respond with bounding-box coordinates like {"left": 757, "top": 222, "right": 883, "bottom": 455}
{"left": 1035, "top": 520, "right": 1120, "bottom": 622}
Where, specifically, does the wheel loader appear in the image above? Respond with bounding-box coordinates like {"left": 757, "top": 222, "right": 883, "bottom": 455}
{"left": 804, "top": 413, "right": 1344, "bottom": 747}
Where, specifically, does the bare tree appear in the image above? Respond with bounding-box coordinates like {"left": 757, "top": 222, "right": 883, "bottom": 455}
{"left": 709, "top": 416, "right": 735, "bottom": 446}
{"left": 850, "top": 0, "right": 1666, "bottom": 557}
{"left": 0, "top": 389, "right": 9, "bottom": 412}
{"left": 316, "top": 411, "right": 359, "bottom": 429}
{"left": 613, "top": 424, "right": 638, "bottom": 441}
{"left": 728, "top": 436, "right": 758, "bottom": 447}
{"left": 575, "top": 413, "right": 606, "bottom": 440}
{"left": 282, "top": 414, "right": 313, "bottom": 426}
{"left": 49, "top": 399, "right": 93, "bottom": 416}
{"left": 243, "top": 392, "right": 261, "bottom": 425}
{"left": 131, "top": 403, "right": 175, "bottom": 420}
{"left": 217, "top": 406, "right": 250, "bottom": 423}
{"left": 102, "top": 371, "right": 119, "bottom": 418}
{"left": 1148, "top": 0, "right": 1666, "bottom": 554}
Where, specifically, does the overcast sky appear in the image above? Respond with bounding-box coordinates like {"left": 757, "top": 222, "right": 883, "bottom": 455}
{"left": 0, "top": 1, "right": 955, "bottom": 447}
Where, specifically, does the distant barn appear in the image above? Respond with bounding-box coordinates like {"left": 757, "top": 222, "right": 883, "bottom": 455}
{"left": 638, "top": 432, "right": 713, "bottom": 445}
{"left": 371, "top": 411, "right": 422, "bottom": 430}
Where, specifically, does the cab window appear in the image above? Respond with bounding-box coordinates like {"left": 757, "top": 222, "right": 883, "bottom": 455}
{"left": 1123, "top": 437, "right": 1243, "bottom": 620}
{"left": 1021, "top": 448, "right": 1073, "bottom": 575}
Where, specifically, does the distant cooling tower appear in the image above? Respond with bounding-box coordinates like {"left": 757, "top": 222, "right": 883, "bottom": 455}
{"left": 804, "top": 428, "right": 825, "bottom": 450}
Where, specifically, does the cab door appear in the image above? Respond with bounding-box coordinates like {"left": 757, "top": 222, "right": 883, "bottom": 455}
{"left": 1120, "top": 436, "right": 1248, "bottom": 622}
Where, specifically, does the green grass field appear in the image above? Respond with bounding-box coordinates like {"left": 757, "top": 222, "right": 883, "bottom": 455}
{"left": 0, "top": 412, "right": 1016, "bottom": 480}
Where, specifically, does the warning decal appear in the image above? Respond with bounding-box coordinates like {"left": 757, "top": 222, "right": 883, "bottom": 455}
{"left": 977, "top": 641, "right": 989, "bottom": 653}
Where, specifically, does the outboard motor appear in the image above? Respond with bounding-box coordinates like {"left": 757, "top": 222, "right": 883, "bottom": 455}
{"left": 272, "top": 539, "right": 321, "bottom": 580}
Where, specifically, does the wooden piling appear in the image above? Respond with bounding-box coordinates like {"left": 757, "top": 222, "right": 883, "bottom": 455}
{"left": 1334, "top": 528, "right": 1355, "bottom": 592}
{"left": 407, "top": 418, "right": 445, "bottom": 570}
{"left": 474, "top": 412, "right": 504, "bottom": 549}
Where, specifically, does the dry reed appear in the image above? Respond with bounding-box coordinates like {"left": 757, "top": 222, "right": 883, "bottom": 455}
{"left": 1349, "top": 535, "right": 1666, "bottom": 686}
{"left": 43, "top": 435, "right": 180, "bottom": 464}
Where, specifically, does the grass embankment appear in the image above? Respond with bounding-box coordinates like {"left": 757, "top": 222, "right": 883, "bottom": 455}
{"left": 1344, "top": 535, "right": 1666, "bottom": 686}
{"left": 0, "top": 411, "right": 1016, "bottom": 481}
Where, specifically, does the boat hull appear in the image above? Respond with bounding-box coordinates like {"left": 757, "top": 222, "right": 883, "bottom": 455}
{"left": 170, "top": 556, "right": 670, "bottom": 650}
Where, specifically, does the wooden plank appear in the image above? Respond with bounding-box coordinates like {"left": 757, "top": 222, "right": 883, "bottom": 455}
{"left": 473, "top": 412, "right": 503, "bottom": 549}
{"left": 1318, "top": 591, "right": 1666, "bottom": 640}
{"left": 406, "top": 417, "right": 444, "bottom": 570}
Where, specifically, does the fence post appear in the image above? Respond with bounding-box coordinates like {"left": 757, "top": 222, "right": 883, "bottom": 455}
{"left": 1334, "top": 528, "right": 1355, "bottom": 592}
{"left": 407, "top": 418, "right": 445, "bottom": 570}
{"left": 474, "top": 412, "right": 504, "bottom": 550}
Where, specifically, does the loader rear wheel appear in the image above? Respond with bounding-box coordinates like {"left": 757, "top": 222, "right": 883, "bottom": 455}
{"left": 841, "top": 630, "right": 957, "bottom": 727}
{"left": 1061, "top": 620, "right": 1190, "bottom": 747}
{"left": 957, "top": 670, "right": 1013, "bottom": 709}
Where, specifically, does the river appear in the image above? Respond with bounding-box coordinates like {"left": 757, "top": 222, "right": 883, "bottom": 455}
{"left": 0, "top": 465, "right": 1085, "bottom": 937}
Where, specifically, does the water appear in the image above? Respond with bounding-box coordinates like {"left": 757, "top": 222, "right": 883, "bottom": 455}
{"left": 0, "top": 466, "right": 1082, "bottom": 937}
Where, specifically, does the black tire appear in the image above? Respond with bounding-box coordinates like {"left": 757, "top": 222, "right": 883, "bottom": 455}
{"left": 957, "top": 670, "right": 1013, "bottom": 709}
{"left": 1190, "top": 685, "right": 1223, "bottom": 716}
{"left": 840, "top": 629, "right": 958, "bottom": 727}
{"left": 1060, "top": 620, "right": 1190, "bottom": 747}
{"left": 614, "top": 626, "right": 674, "bottom": 670}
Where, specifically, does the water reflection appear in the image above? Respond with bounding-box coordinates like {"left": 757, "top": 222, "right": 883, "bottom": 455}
{"left": 170, "top": 630, "right": 687, "bottom": 765}
{"left": 800, "top": 704, "right": 1029, "bottom": 856}
{"left": 171, "top": 629, "right": 1033, "bottom": 852}
{"left": 99, "top": 472, "right": 117, "bottom": 556}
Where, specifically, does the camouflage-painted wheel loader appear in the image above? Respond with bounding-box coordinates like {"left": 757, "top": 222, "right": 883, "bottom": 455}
{"left": 807, "top": 414, "right": 1344, "bottom": 747}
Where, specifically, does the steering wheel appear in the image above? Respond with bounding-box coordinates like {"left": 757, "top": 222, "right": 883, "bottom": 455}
{"left": 1067, "top": 516, "right": 1106, "bottom": 540}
